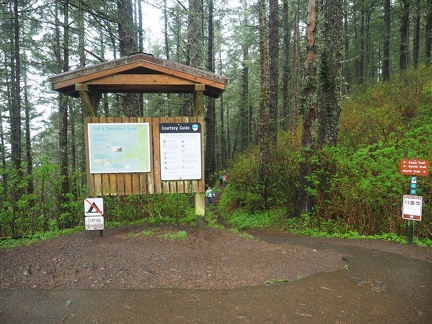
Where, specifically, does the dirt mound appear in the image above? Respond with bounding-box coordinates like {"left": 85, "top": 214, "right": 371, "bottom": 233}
{"left": 0, "top": 224, "right": 346, "bottom": 290}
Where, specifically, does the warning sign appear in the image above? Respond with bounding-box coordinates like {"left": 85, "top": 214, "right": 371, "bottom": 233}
{"left": 84, "top": 198, "right": 104, "bottom": 216}
{"left": 402, "top": 195, "right": 422, "bottom": 221}
{"left": 85, "top": 216, "right": 104, "bottom": 230}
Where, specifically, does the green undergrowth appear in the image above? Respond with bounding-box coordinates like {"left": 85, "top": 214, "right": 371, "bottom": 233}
{"left": 221, "top": 209, "right": 432, "bottom": 248}
{"left": 0, "top": 226, "right": 84, "bottom": 248}
{"left": 284, "top": 214, "right": 432, "bottom": 247}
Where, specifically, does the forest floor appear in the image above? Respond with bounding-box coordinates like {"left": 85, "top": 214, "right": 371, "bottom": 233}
{"left": 0, "top": 185, "right": 431, "bottom": 323}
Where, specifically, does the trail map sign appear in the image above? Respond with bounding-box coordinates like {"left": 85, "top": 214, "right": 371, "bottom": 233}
{"left": 160, "top": 123, "right": 202, "bottom": 180}
{"left": 402, "top": 195, "right": 423, "bottom": 221}
{"left": 87, "top": 123, "right": 150, "bottom": 173}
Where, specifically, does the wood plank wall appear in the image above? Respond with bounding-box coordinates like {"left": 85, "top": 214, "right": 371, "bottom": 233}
{"left": 84, "top": 116, "right": 205, "bottom": 196}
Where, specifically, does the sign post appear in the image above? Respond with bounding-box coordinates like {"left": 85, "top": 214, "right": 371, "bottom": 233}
{"left": 399, "top": 159, "right": 429, "bottom": 244}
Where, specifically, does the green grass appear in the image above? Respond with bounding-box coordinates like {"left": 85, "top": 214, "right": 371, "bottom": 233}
{"left": 127, "top": 228, "right": 158, "bottom": 238}
{"left": 160, "top": 230, "right": 187, "bottom": 241}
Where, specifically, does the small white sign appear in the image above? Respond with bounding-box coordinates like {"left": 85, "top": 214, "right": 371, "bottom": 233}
{"left": 84, "top": 198, "right": 104, "bottom": 216}
{"left": 85, "top": 216, "right": 104, "bottom": 230}
{"left": 402, "top": 195, "right": 422, "bottom": 221}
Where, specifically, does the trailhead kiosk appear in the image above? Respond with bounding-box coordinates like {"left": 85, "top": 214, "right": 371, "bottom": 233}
{"left": 50, "top": 53, "right": 227, "bottom": 226}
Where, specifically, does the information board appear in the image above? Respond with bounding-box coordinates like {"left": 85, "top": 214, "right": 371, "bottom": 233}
{"left": 88, "top": 123, "right": 151, "bottom": 173}
{"left": 160, "top": 123, "right": 202, "bottom": 180}
{"left": 402, "top": 195, "right": 423, "bottom": 221}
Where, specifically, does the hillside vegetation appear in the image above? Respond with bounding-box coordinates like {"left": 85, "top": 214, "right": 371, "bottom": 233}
{"left": 1, "top": 67, "right": 431, "bottom": 247}
{"left": 219, "top": 66, "right": 432, "bottom": 242}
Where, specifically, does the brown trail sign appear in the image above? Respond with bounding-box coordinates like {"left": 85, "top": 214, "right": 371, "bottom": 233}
{"left": 399, "top": 159, "right": 430, "bottom": 176}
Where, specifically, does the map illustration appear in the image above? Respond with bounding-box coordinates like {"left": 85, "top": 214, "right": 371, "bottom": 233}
{"left": 88, "top": 123, "right": 151, "bottom": 173}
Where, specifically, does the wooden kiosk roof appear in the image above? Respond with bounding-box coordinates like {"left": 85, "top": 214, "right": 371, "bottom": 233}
{"left": 49, "top": 52, "right": 227, "bottom": 99}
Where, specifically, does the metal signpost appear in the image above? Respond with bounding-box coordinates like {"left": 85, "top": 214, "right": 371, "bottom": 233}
{"left": 399, "top": 159, "right": 429, "bottom": 244}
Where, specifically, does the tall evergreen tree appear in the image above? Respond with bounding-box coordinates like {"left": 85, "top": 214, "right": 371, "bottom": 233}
{"left": 317, "top": 0, "right": 343, "bottom": 148}
{"left": 258, "top": 0, "right": 270, "bottom": 205}
{"left": 382, "top": 0, "right": 391, "bottom": 81}
{"left": 425, "top": 0, "right": 432, "bottom": 65}
{"left": 290, "top": 1, "right": 300, "bottom": 132}
{"left": 118, "top": 0, "right": 139, "bottom": 116}
{"left": 205, "top": 0, "right": 217, "bottom": 181}
{"left": 268, "top": 0, "right": 279, "bottom": 145}
{"left": 300, "top": 0, "right": 318, "bottom": 214}
{"left": 399, "top": 0, "right": 410, "bottom": 71}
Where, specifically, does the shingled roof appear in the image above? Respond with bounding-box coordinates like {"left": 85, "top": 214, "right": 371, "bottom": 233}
{"left": 49, "top": 52, "right": 227, "bottom": 98}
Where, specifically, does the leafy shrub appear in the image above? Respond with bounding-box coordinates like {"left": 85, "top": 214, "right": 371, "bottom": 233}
{"left": 104, "top": 194, "right": 194, "bottom": 224}
{"left": 219, "top": 132, "right": 301, "bottom": 217}
{"left": 223, "top": 209, "right": 283, "bottom": 230}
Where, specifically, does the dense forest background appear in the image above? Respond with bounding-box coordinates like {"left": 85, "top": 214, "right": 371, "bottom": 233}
{"left": 0, "top": 0, "right": 431, "bottom": 240}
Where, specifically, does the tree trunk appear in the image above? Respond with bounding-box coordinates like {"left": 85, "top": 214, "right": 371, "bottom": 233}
{"left": 412, "top": 0, "right": 420, "bottom": 69}
{"left": 59, "top": 0, "right": 70, "bottom": 228}
{"left": 0, "top": 104, "right": 6, "bottom": 184}
{"left": 258, "top": 0, "right": 270, "bottom": 205}
{"left": 9, "top": 0, "right": 22, "bottom": 235}
{"left": 426, "top": 0, "right": 432, "bottom": 66}
{"left": 382, "top": 0, "right": 391, "bottom": 81}
{"left": 268, "top": 0, "right": 279, "bottom": 144}
{"left": 399, "top": 0, "right": 410, "bottom": 71}
{"left": 183, "top": 0, "right": 204, "bottom": 117}
{"left": 205, "top": 0, "right": 216, "bottom": 182}
{"left": 218, "top": 51, "right": 227, "bottom": 169}
{"left": 300, "top": 0, "right": 318, "bottom": 214}
{"left": 188, "top": 0, "right": 203, "bottom": 69}
{"left": 23, "top": 63, "right": 34, "bottom": 200}
{"left": 290, "top": 2, "right": 300, "bottom": 132}
{"left": 11, "top": 0, "right": 22, "bottom": 172}
{"left": 358, "top": 0, "right": 365, "bottom": 84}
{"left": 318, "top": 0, "right": 343, "bottom": 148}
{"left": 281, "top": 0, "right": 290, "bottom": 132}
{"left": 241, "top": 43, "right": 249, "bottom": 150}
{"left": 117, "top": 0, "right": 139, "bottom": 116}
{"left": 164, "top": 0, "right": 170, "bottom": 60}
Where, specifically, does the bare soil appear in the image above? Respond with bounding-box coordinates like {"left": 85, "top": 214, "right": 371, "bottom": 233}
{"left": 0, "top": 224, "right": 346, "bottom": 290}
{"left": 1, "top": 224, "right": 432, "bottom": 323}
{"left": 1, "top": 185, "right": 431, "bottom": 323}
{"left": 0, "top": 223, "right": 431, "bottom": 291}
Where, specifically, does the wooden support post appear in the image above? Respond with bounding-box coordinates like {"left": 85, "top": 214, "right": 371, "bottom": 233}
{"left": 76, "top": 83, "right": 101, "bottom": 117}
{"left": 195, "top": 192, "right": 206, "bottom": 237}
{"left": 194, "top": 84, "right": 205, "bottom": 116}
{"left": 78, "top": 84, "right": 102, "bottom": 238}
{"left": 194, "top": 84, "right": 206, "bottom": 235}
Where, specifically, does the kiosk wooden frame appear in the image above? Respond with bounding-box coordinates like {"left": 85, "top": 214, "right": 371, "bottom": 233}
{"left": 50, "top": 53, "right": 227, "bottom": 218}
